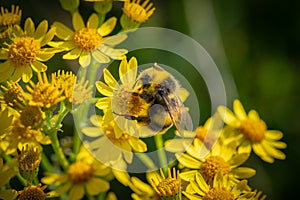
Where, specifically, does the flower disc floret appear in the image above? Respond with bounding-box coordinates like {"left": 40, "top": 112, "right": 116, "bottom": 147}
{"left": 73, "top": 27, "right": 103, "bottom": 51}
{"left": 239, "top": 118, "right": 266, "bottom": 142}
{"left": 204, "top": 188, "right": 234, "bottom": 200}
{"left": 8, "top": 37, "right": 40, "bottom": 66}
{"left": 201, "top": 156, "right": 231, "bottom": 181}
{"left": 0, "top": 5, "right": 22, "bottom": 26}
{"left": 68, "top": 161, "right": 94, "bottom": 185}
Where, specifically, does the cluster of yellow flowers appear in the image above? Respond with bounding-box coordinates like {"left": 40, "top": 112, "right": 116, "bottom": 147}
{"left": 0, "top": 1, "right": 286, "bottom": 200}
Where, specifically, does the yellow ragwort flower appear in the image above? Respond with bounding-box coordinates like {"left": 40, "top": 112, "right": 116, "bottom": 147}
{"left": 50, "top": 12, "right": 127, "bottom": 67}
{"left": 0, "top": 4, "right": 22, "bottom": 42}
{"left": 218, "top": 99, "right": 287, "bottom": 163}
{"left": 177, "top": 138, "right": 255, "bottom": 185}
{"left": 150, "top": 168, "right": 181, "bottom": 199}
{"left": 17, "top": 144, "right": 42, "bottom": 183}
{"left": 18, "top": 183, "right": 49, "bottom": 200}
{"left": 183, "top": 172, "right": 256, "bottom": 200}
{"left": 96, "top": 56, "right": 138, "bottom": 125}
{"left": 42, "top": 146, "right": 112, "bottom": 200}
{"left": 0, "top": 5, "right": 22, "bottom": 26}
{"left": 0, "top": 80, "right": 25, "bottom": 110}
{"left": 0, "top": 17, "right": 56, "bottom": 82}
{"left": 81, "top": 114, "right": 147, "bottom": 164}
{"left": 124, "top": 0, "right": 155, "bottom": 23}
{"left": 0, "top": 107, "right": 13, "bottom": 136}
{"left": 25, "top": 72, "right": 65, "bottom": 108}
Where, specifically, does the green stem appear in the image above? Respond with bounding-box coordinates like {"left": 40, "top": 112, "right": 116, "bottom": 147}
{"left": 41, "top": 152, "right": 53, "bottom": 173}
{"left": 48, "top": 131, "right": 69, "bottom": 171}
{"left": 135, "top": 152, "right": 157, "bottom": 171}
{"left": 154, "top": 134, "right": 168, "bottom": 174}
{"left": 70, "top": 128, "right": 81, "bottom": 162}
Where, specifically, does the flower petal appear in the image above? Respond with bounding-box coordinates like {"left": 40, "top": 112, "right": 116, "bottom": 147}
{"left": 92, "top": 50, "right": 110, "bottom": 63}
{"left": 41, "top": 27, "right": 56, "bottom": 46}
{"left": 128, "top": 138, "right": 147, "bottom": 152}
{"left": 24, "top": 18, "right": 35, "bottom": 36}
{"left": 37, "top": 51, "right": 55, "bottom": 61}
{"left": 52, "top": 22, "right": 74, "bottom": 40}
{"left": 253, "top": 143, "right": 274, "bottom": 163}
{"left": 120, "top": 56, "right": 137, "bottom": 84}
{"left": 10, "top": 66, "right": 23, "bottom": 82}
{"left": 265, "top": 130, "right": 283, "bottom": 140}
{"left": 63, "top": 48, "right": 81, "bottom": 60}
{"left": 34, "top": 20, "right": 48, "bottom": 39}
{"left": 0, "top": 62, "right": 13, "bottom": 82}
{"left": 179, "top": 170, "right": 197, "bottom": 182}
{"left": 21, "top": 65, "right": 33, "bottom": 82}
{"left": 85, "top": 177, "right": 110, "bottom": 195}
{"left": 67, "top": 185, "right": 84, "bottom": 200}
{"left": 0, "top": 49, "right": 8, "bottom": 60}
{"left": 103, "top": 68, "right": 118, "bottom": 89}
{"left": 96, "top": 97, "right": 111, "bottom": 110}
{"left": 103, "top": 34, "right": 128, "bottom": 47}
{"left": 218, "top": 106, "right": 239, "bottom": 128}
{"left": 231, "top": 167, "right": 256, "bottom": 179}
{"left": 31, "top": 60, "right": 47, "bottom": 72}
{"left": 79, "top": 51, "right": 91, "bottom": 67}
{"left": 87, "top": 13, "right": 99, "bottom": 29}
{"left": 233, "top": 99, "right": 247, "bottom": 121}
{"left": 96, "top": 81, "right": 113, "bottom": 96}
{"left": 176, "top": 153, "right": 201, "bottom": 169}
{"left": 82, "top": 127, "right": 103, "bottom": 137}
{"left": 248, "top": 109, "right": 260, "bottom": 120}
{"left": 97, "top": 17, "right": 117, "bottom": 36}
{"left": 72, "top": 12, "right": 85, "bottom": 31}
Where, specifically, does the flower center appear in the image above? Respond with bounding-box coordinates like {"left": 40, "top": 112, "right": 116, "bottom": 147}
{"left": 68, "top": 161, "right": 94, "bottom": 185}
{"left": 204, "top": 187, "right": 234, "bottom": 200}
{"left": 73, "top": 27, "right": 103, "bottom": 51}
{"left": 12, "top": 123, "right": 40, "bottom": 140}
{"left": 201, "top": 156, "right": 231, "bottom": 181}
{"left": 8, "top": 37, "right": 39, "bottom": 67}
{"left": 18, "top": 145, "right": 41, "bottom": 171}
{"left": 20, "top": 106, "right": 43, "bottom": 128}
{"left": 239, "top": 118, "right": 266, "bottom": 142}
{"left": 18, "top": 184, "right": 48, "bottom": 200}
{"left": 1, "top": 81, "right": 24, "bottom": 107}
{"left": 123, "top": 0, "right": 155, "bottom": 23}
{"left": 0, "top": 5, "right": 22, "bottom": 26}
{"left": 27, "top": 73, "right": 65, "bottom": 108}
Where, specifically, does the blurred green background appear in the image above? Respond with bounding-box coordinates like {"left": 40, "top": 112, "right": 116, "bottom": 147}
{"left": 2, "top": 0, "right": 299, "bottom": 199}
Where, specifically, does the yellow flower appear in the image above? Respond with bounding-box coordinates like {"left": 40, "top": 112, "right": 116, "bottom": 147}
{"left": 0, "top": 81, "right": 25, "bottom": 111}
{"left": 81, "top": 114, "right": 147, "bottom": 164}
{"left": 51, "top": 12, "right": 127, "bottom": 67}
{"left": 51, "top": 70, "right": 92, "bottom": 105}
{"left": 18, "top": 183, "right": 49, "bottom": 200}
{"left": 183, "top": 171, "right": 256, "bottom": 200}
{"left": 41, "top": 145, "right": 112, "bottom": 200}
{"left": 121, "top": 0, "right": 155, "bottom": 29}
{"left": 150, "top": 168, "right": 181, "bottom": 199}
{"left": 0, "top": 158, "right": 18, "bottom": 200}
{"left": 218, "top": 99, "right": 287, "bottom": 163}
{"left": 25, "top": 72, "right": 65, "bottom": 109}
{"left": 0, "top": 4, "right": 22, "bottom": 43}
{"left": 113, "top": 170, "right": 159, "bottom": 200}
{"left": 1, "top": 106, "right": 50, "bottom": 154}
{"left": 177, "top": 138, "right": 255, "bottom": 185}
{"left": 0, "top": 17, "right": 56, "bottom": 82}
{"left": 0, "top": 5, "right": 22, "bottom": 26}
{"left": 95, "top": 56, "right": 138, "bottom": 125}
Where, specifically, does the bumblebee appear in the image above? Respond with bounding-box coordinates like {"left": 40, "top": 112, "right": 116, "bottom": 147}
{"left": 113, "top": 63, "right": 193, "bottom": 136}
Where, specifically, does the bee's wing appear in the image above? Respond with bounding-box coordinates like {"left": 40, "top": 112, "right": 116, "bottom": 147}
{"left": 161, "top": 94, "right": 193, "bottom": 137}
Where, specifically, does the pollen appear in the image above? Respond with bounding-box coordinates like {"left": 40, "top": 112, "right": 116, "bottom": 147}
{"left": 123, "top": 0, "right": 155, "bottom": 23}
{"left": 204, "top": 187, "right": 234, "bottom": 200}
{"left": 239, "top": 118, "right": 266, "bottom": 142}
{"left": 8, "top": 37, "right": 40, "bottom": 67}
{"left": 0, "top": 81, "right": 24, "bottom": 108}
{"left": 152, "top": 168, "right": 181, "bottom": 198}
{"left": 26, "top": 72, "right": 65, "bottom": 108}
{"left": 68, "top": 161, "right": 94, "bottom": 185}
{"left": 18, "top": 183, "right": 48, "bottom": 200}
{"left": 0, "top": 5, "right": 22, "bottom": 26}
{"left": 201, "top": 156, "right": 231, "bottom": 182}
{"left": 19, "top": 106, "right": 43, "bottom": 128}
{"left": 73, "top": 27, "right": 103, "bottom": 51}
